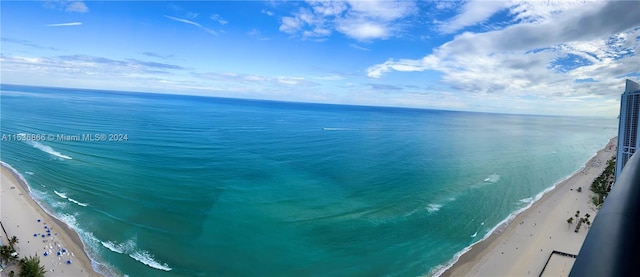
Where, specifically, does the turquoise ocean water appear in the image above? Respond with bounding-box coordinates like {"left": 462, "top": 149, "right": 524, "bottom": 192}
{"left": 0, "top": 84, "right": 617, "bottom": 276}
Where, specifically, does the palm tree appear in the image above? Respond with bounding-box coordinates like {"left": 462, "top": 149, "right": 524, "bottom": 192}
{"left": 1, "top": 244, "right": 12, "bottom": 265}
{"left": 567, "top": 217, "right": 574, "bottom": 225}
{"left": 585, "top": 213, "right": 591, "bottom": 220}
{"left": 19, "top": 255, "right": 46, "bottom": 277}
{"left": 9, "top": 235, "right": 19, "bottom": 250}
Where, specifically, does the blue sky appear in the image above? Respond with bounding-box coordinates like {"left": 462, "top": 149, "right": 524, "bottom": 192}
{"left": 1, "top": 0, "right": 639, "bottom": 116}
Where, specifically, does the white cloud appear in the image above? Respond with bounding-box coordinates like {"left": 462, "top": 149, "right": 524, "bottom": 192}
{"left": 165, "top": 15, "right": 217, "bottom": 35}
{"left": 44, "top": 0, "right": 89, "bottom": 13}
{"left": 0, "top": 54, "right": 190, "bottom": 91}
{"left": 366, "top": 1, "right": 639, "bottom": 114}
{"left": 337, "top": 19, "right": 388, "bottom": 40}
{"left": 43, "top": 0, "right": 89, "bottom": 13}
{"left": 438, "top": 1, "right": 509, "bottom": 34}
{"left": 66, "top": 1, "right": 88, "bottom": 13}
{"left": 193, "top": 72, "right": 319, "bottom": 88}
{"left": 280, "top": 15, "right": 305, "bottom": 34}
{"left": 45, "top": 22, "right": 82, "bottom": 27}
{"left": 277, "top": 76, "right": 305, "bottom": 85}
{"left": 346, "top": 0, "right": 414, "bottom": 21}
{"left": 437, "top": 1, "right": 593, "bottom": 34}
{"left": 279, "top": 0, "right": 417, "bottom": 41}
{"left": 509, "top": 0, "right": 588, "bottom": 24}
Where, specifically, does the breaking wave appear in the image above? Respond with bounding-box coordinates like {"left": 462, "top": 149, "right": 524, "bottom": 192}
{"left": 100, "top": 238, "right": 171, "bottom": 271}
{"left": 23, "top": 138, "right": 72, "bottom": 160}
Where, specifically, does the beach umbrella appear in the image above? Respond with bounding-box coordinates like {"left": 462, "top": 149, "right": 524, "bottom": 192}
{"left": 33, "top": 233, "right": 38, "bottom": 237}
{"left": 57, "top": 251, "right": 61, "bottom": 256}
{"left": 37, "top": 219, "right": 41, "bottom": 222}
{"left": 66, "top": 260, "right": 72, "bottom": 264}
{"left": 62, "top": 249, "right": 66, "bottom": 253}
{"left": 42, "top": 235, "right": 45, "bottom": 238}
{"left": 44, "top": 252, "right": 48, "bottom": 256}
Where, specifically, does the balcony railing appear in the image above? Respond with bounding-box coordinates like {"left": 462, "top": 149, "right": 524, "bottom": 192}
{"left": 569, "top": 152, "right": 640, "bottom": 276}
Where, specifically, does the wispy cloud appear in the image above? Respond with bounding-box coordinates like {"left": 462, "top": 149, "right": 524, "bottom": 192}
{"left": 141, "top": 52, "right": 175, "bottom": 60}
{"left": 2, "top": 54, "right": 185, "bottom": 75}
{"left": 313, "top": 74, "right": 347, "bottom": 81}
{"left": 437, "top": 1, "right": 509, "bottom": 34}
{"left": 53, "top": 55, "right": 187, "bottom": 73}
{"left": 168, "top": 4, "right": 199, "bottom": 19}
{"left": 210, "top": 14, "right": 228, "bottom": 25}
{"left": 247, "top": 29, "right": 270, "bottom": 40}
{"left": 165, "top": 15, "right": 217, "bottom": 36}
{"left": 349, "top": 43, "right": 369, "bottom": 51}
{"left": 368, "top": 83, "right": 403, "bottom": 91}
{"left": 279, "top": 0, "right": 417, "bottom": 41}
{"left": 194, "top": 71, "right": 319, "bottom": 88}
{"left": 0, "top": 54, "right": 187, "bottom": 92}
{"left": 46, "top": 22, "right": 82, "bottom": 27}
{"left": 2, "top": 38, "right": 59, "bottom": 51}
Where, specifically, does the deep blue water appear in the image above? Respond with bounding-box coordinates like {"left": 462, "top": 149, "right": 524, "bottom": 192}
{"left": 0, "top": 84, "right": 617, "bottom": 276}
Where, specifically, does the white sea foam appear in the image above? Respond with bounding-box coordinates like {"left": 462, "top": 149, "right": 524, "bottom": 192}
{"left": 25, "top": 171, "right": 34, "bottom": 175}
{"left": 483, "top": 174, "right": 500, "bottom": 183}
{"left": 403, "top": 208, "right": 420, "bottom": 217}
{"left": 101, "top": 241, "right": 125, "bottom": 254}
{"left": 0, "top": 161, "right": 32, "bottom": 192}
{"left": 519, "top": 197, "right": 533, "bottom": 204}
{"left": 50, "top": 200, "right": 69, "bottom": 209}
{"left": 68, "top": 198, "right": 88, "bottom": 207}
{"left": 129, "top": 250, "right": 172, "bottom": 271}
{"left": 25, "top": 140, "right": 72, "bottom": 160}
{"left": 426, "top": 203, "right": 442, "bottom": 213}
{"left": 100, "top": 238, "right": 171, "bottom": 271}
{"left": 470, "top": 231, "right": 477, "bottom": 238}
{"left": 57, "top": 213, "right": 79, "bottom": 229}
{"left": 54, "top": 190, "right": 68, "bottom": 199}
{"left": 102, "top": 238, "right": 136, "bottom": 255}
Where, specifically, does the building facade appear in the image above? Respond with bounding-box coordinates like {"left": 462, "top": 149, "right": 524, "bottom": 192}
{"left": 616, "top": 79, "right": 640, "bottom": 178}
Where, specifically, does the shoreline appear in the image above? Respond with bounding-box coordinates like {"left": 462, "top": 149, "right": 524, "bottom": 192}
{"left": 435, "top": 137, "right": 617, "bottom": 276}
{"left": 1, "top": 162, "right": 102, "bottom": 276}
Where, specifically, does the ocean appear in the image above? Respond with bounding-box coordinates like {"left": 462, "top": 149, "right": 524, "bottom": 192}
{"left": 0, "top": 84, "right": 617, "bottom": 276}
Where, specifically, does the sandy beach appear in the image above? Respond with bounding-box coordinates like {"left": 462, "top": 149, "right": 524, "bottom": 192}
{"left": 440, "top": 137, "right": 617, "bottom": 277}
{"left": 0, "top": 164, "right": 99, "bottom": 276}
